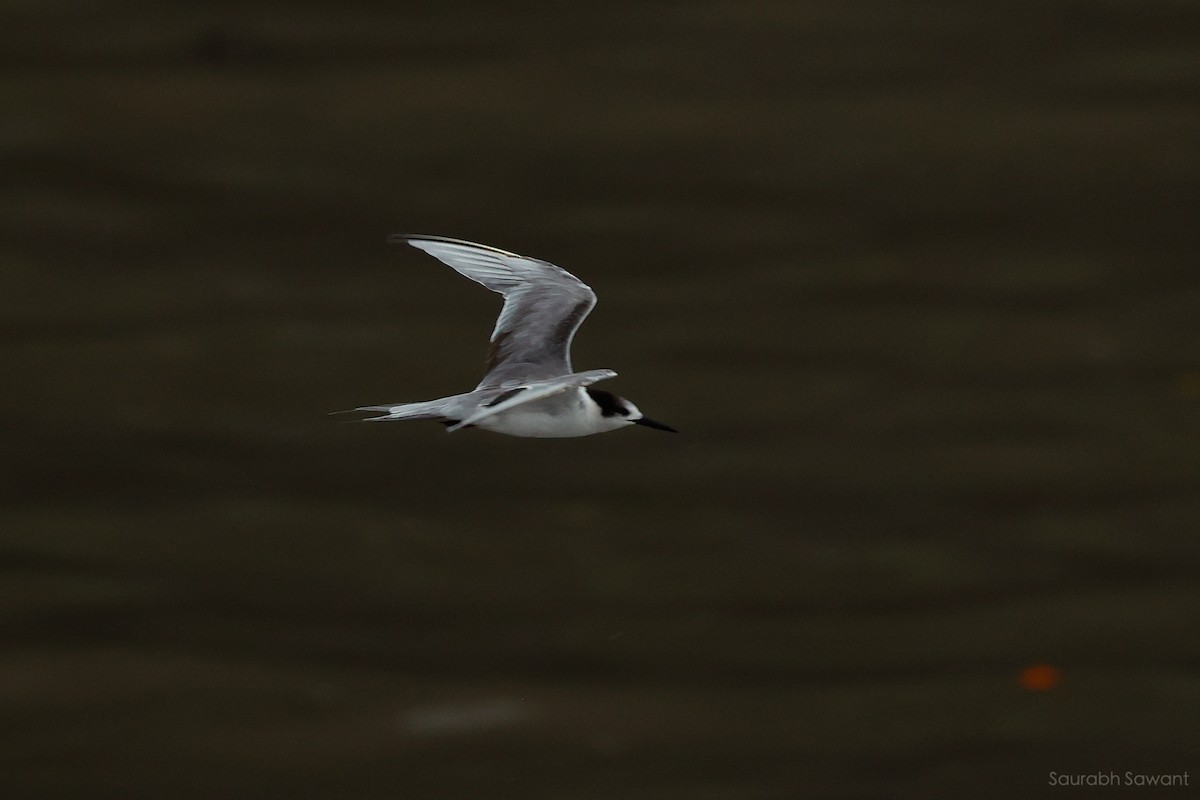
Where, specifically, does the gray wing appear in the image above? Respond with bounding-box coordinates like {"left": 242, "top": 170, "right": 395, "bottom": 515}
{"left": 394, "top": 235, "right": 597, "bottom": 388}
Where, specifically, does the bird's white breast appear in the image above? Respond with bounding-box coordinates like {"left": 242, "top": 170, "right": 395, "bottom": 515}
{"left": 474, "top": 388, "right": 622, "bottom": 438}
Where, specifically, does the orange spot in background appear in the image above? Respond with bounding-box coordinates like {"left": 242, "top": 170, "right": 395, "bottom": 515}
{"left": 1018, "top": 663, "right": 1062, "bottom": 691}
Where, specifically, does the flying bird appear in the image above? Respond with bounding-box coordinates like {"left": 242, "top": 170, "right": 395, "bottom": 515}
{"left": 347, "top": 235, "right": 677, "bottom": 438}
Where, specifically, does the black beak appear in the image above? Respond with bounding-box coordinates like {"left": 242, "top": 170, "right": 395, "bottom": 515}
{"left": 634, "top": 416, "right": 678, "bottom": 433}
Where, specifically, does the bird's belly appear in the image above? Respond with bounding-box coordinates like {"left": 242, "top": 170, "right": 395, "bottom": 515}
{"left": 476, "top": 408, "right": 604, "bottom": 438}
{"left": 474, "top": 394, "right": 606, "bottom": 438}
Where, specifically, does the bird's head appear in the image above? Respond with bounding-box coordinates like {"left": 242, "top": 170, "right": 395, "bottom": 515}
{"left": 586, "top": 388, "right": 678, "bottom": 433}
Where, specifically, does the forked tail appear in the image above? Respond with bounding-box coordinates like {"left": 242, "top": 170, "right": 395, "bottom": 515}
{"left": 340, "top": 398, "right": 451, "bottom": 422}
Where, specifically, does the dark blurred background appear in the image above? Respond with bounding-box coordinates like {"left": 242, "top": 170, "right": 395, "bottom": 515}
{"left": 3, "top": 2, "right": 1199, "bottom": 798}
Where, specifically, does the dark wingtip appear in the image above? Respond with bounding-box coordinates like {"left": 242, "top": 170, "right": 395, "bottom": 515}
{"left": 388, "top": 233, "right": 475, "bottom": 245}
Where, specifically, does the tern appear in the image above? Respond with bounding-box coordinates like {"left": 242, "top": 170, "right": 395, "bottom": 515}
{"left": 348, "top": 235, "right": 677, "bottom": 438}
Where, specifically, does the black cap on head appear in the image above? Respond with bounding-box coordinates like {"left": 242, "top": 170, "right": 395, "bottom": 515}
{"left": 587, "top": 388, "right": 676, "bottom": 432}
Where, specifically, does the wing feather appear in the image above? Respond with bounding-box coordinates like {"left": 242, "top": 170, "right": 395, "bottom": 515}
{"left": 394, "top": 235, "right": 597, "bottom": 387}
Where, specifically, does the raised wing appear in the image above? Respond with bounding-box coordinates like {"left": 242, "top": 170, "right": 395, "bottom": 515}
{"left": 445, "top": 369, "right": 617, "bottom": 432}
{"left": 393, "top": 235, "right": 597, "bottom": 388}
